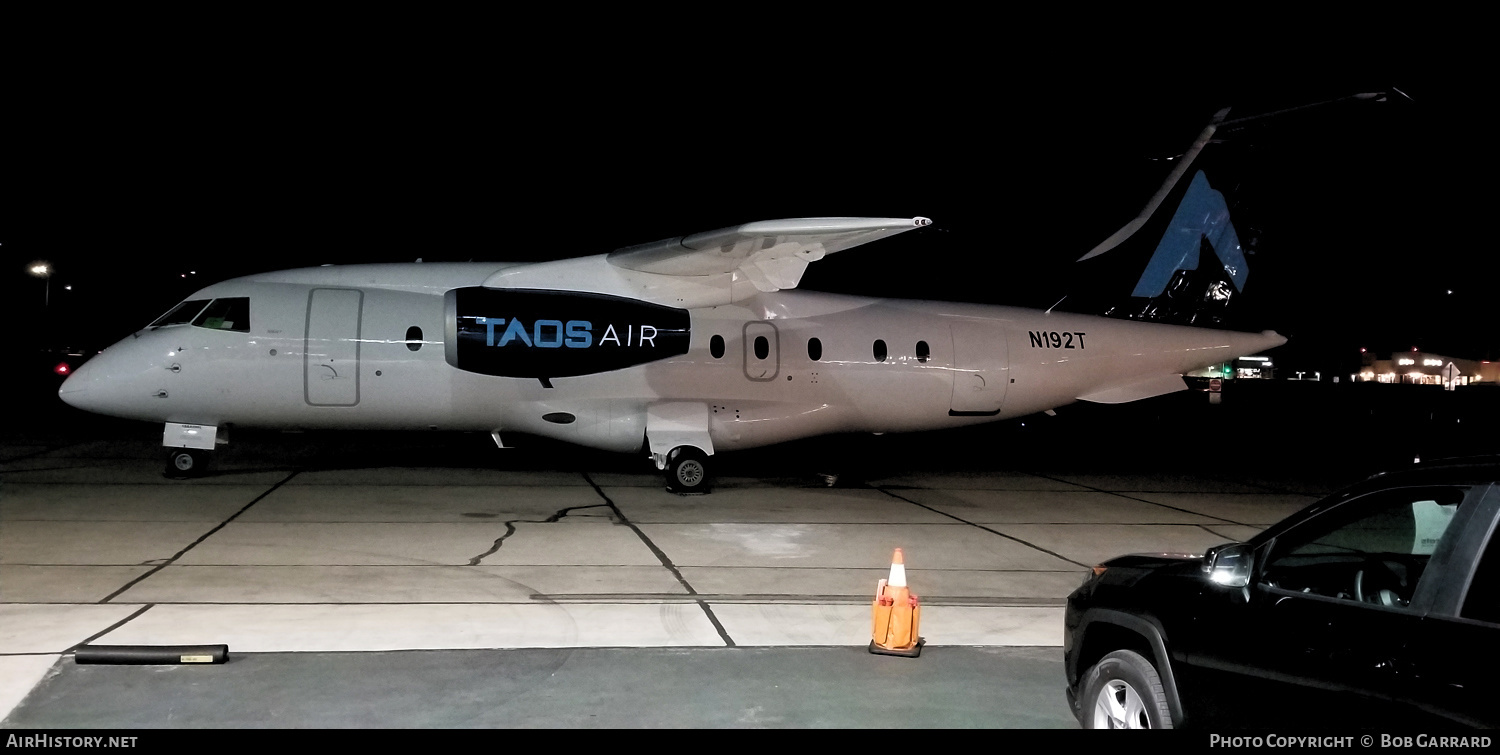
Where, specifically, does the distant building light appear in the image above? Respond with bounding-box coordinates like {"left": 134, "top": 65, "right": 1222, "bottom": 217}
{"left": 1239, "top": 356, "right": 1271, "bottom": 362}
{"left": 1423, "top": 359, "right": 1442, "bottom": 367}
{"left": 1398, "top": 358, "right": 1415, "bottom": 366}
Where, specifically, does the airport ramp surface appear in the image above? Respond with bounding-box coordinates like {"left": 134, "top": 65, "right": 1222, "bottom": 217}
{"left": 1, "top": 432, "right": 1328, "bottom": 727}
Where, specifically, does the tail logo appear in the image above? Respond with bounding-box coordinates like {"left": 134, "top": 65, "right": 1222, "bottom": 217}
{"left": 1132, "top": 170, "right": 1248, "bottom": 298}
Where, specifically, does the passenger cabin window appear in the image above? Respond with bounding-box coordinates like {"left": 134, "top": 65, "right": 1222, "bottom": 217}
{"left": 710, "top": 335, "right": 725, "bottom": 359}
{"left": 192, "top": 298, "right": 251, "bottom": 332}
{"left": 406, "top": 326, "right": 423, "bottom": 352}
{"left": 150, "top": 299, "right": 211, "bottom": 328}
{"left": 1261, "top": 486, "right": 1469, "bottom": 609}
{"left": 754, "top": 336, "right": 769, "bottom": 360}
{"left": 916, "top": 341, "right": 930, "bottom": 363}
{"left": 808, "top": 337, "right": 822, "bottom": 361}
{"left": 873, "top": 339, "right": 887, "bottom": 363}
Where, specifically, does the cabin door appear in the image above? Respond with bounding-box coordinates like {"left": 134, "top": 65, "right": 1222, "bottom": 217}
{"left": 305, "top": 288, "right": 363, "bottom": 406}
{"left": 949, "top": 321, "right": 1007, "bottom": 415}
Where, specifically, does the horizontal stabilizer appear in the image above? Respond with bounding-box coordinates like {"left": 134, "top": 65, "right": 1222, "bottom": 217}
{"left": 1076, "top": 374, "right": 1187, "bottom": 405}
{"left": 606, "top": 217, "right": 931, "bottom": 292}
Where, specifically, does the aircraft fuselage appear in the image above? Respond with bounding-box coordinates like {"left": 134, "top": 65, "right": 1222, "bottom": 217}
{"left": 60, "top": 260, "right": 1284, "bottom": 457}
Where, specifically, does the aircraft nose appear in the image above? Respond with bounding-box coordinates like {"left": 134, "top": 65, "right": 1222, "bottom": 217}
{"left": 57, "top": 351, "right": 127, "bottom": 416}
{"left": 56, "top": 341, "right": 166, "bottom": 421}
{"left": 58, "top": 358, "right": 94, "bottom": 409}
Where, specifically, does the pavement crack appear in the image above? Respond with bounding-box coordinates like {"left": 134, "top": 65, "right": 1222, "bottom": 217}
{"left": 466, "top": 522, "right": 518, "bottom": 566}
{"left": 542, "top": 504, "right": 611, "bottom": 523}
{"left": 465, "top": 503, "right": 612, "bottom": 566}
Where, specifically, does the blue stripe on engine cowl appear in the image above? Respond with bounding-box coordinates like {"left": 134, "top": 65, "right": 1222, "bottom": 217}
{"left": 1131, "top": 170, "right": 1249, "bottom": 297}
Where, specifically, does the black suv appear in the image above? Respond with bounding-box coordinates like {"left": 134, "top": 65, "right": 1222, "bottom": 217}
{"left": 1064, "top": 459, "right": 1499, "bottom": 729}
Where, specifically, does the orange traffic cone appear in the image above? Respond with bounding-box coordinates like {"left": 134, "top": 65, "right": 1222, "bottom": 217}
{"left": 870, "top": 548, "right": 924, "bottom": 657}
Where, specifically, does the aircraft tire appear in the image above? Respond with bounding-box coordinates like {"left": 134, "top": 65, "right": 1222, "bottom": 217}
{"left": 164, "top": 449, "right": 208, "bottom": 479}
{"left": 665, "top": 446, "right": 711, "bottom": 495}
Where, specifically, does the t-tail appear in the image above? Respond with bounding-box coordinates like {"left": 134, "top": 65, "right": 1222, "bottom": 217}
{"left": 1058, "top": 93, "right": 1391, "bottom": 328}
{"left": 1059, "top": 107, "right": 1250, "bottom": 327}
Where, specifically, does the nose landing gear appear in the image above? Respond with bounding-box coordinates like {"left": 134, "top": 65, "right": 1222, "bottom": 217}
{"left": 164, "top": 448, "right": 210, "bottom": 479}
{"left": 161, "top": 422, "right": 219, "bottom": 479}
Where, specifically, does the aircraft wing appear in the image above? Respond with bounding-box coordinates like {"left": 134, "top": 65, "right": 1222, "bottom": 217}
{"left": 605, "top": 217, "right": 931, "bottom": 292}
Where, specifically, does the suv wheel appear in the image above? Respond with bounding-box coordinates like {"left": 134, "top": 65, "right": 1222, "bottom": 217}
{"left": 1081, "top": 649, "right": 1173, "bottom": 729}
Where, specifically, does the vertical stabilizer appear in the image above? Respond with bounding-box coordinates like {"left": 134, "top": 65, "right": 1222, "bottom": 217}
{"left": 1078, "top": 108, "right": 1233, "bottom": 263}
{"left": 1060, "top": 107, "right": 1252, "bottom": 327}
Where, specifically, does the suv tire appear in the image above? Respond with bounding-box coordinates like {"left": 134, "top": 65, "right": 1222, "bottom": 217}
{"left": 1080, "top": 649, "right": 1174, "bottom": 729}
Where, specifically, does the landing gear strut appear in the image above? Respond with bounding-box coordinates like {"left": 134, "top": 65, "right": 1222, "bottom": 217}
{"left": 164, "top": 448, "right": 209, "bottom": 479}
{"left": 665, "top": 446, "right": 711, "bottom": 495}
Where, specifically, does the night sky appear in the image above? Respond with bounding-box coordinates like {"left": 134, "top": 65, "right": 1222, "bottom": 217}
{"left": 6, "top": 61, "right": 1488, "bottom": 378}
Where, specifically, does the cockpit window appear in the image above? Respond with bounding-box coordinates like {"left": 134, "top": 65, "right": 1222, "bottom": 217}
{"left": 150, "top": 299, "right": 211, "bottom": 328}
{"left": 192, "top": 298, "right": 251, "bottom": 332}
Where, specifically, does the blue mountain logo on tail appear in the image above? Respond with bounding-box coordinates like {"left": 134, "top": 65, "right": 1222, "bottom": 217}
{"left": 445, "top": 288, "right": 690, "bottom": 378}
{"left": 1133, "top": 170, "right": 1249, "bottom": 298}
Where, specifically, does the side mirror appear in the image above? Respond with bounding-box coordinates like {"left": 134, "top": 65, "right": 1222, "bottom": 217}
{"left": 1202, "top": 542, "right": 1253, "bottom": 588}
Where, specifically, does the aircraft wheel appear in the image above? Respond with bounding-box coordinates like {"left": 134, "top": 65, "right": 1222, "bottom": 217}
{"left": 665, "top": 446, "right": 711, "bottom": 495}
{"left": 164, "top": 449, "right": 208, "bottom": 479}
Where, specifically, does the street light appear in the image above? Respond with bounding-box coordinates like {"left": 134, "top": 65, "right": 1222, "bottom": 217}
{"left": 27, "top": 261, "right": 52, "bottom": 307}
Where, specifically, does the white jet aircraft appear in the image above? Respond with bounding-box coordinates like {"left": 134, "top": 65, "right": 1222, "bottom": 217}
{"left": 59, "top": 108, "right": 1285, "bottom": 492}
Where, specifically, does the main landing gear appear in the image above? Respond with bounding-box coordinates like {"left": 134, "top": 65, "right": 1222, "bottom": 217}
{"left": 164, "top": 448, "right": 211, "bottom": 479}
{"left": 645, "top": 403, "right": 713, "bottom": 495}
{"left": 664, "top": 446, "right": 712, "bottom": 495}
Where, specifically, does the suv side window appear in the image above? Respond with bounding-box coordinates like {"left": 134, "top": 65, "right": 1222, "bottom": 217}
{"left": 1460, "top": 525, "right": 1498, "bottom": 624}
{"left": 1261, "top": 486, "right": 1468, "bottom": 608}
